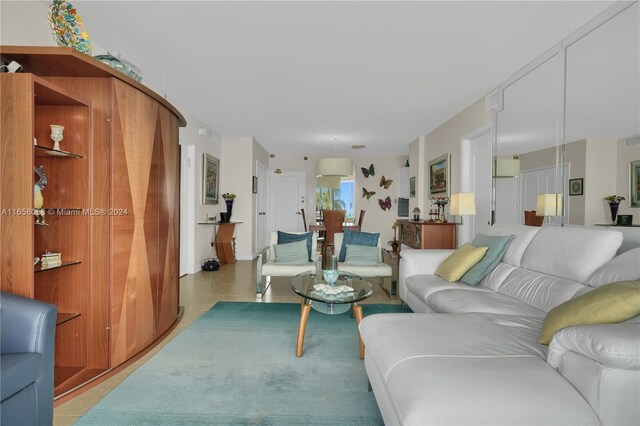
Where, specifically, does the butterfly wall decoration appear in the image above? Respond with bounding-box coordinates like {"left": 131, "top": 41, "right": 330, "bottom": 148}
{"left": 379, "top": 176, "right": 393, "bottom": 189}
{"left": 361, "top": 164, "right": 375, "bottom": 178}
{"left": 378, "top": 196, "right": 392, "bottom": 211}
{"left": 362, "top": 188, "right": 376, "bottom": 200}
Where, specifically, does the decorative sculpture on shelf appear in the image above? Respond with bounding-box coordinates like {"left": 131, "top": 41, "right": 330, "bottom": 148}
{"left": 34, "top": 165, "right": 48, "bottom": 226}
{"left": 50, "top": 125, "right": 65, "bottom": 151}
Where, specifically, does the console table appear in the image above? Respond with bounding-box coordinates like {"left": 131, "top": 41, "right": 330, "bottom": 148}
{"left": 197, "top": 221, "right": 242, "bottom": 264}
{"left": 399, "top": 220, "right": 456, "bottom": 249}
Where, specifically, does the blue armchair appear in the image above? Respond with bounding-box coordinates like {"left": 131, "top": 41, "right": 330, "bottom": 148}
{"left": 1, "top": 292, "right": 57, "bottom": 426}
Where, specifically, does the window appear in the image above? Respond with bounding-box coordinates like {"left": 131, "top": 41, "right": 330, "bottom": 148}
{"left": 316, "top": 177, "right": 355, "bottom": 222}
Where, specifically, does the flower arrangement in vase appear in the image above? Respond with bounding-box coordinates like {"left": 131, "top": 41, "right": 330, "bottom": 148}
{"left": 431, "top": 196, "right": 450, "bottom": 223}
{"left": 222, "top": 193, "right": 236, "bottom": 219}
{"left": 604, "top": 195, "right": 625, "bottom": 225}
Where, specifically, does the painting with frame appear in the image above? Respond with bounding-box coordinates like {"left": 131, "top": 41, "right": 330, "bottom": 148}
{"left": 428, "top": 153, "right": 450, "bottom": 198}
{"left": 203, "top": 153, "right": 220, "bottom": 205}
{"left": 631, "top": 160, "right": 640, "bottom": 207}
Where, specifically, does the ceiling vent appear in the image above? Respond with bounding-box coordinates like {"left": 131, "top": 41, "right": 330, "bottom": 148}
{"left": 198, "top": 126, "right": 216, "bottom": 142}
{"left": 624, "top": 135, "right": 640, "bottom": 147}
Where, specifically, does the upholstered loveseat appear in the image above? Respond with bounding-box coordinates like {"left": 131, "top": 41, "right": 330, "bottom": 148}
{"left": 359, "top": 224, "right": 640, "bottom": 425}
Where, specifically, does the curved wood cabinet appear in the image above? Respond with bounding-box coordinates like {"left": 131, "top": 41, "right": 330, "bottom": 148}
{"left": 0, "top": 46, "right": 185, "bottom": 398}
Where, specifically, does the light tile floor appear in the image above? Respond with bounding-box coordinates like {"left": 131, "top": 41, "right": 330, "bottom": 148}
{"left": 54, "top": 259, "right": 399, "bottom": 425}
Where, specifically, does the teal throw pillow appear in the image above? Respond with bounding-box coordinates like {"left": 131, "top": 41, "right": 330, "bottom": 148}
{"left": 460, "top": 233, "right": 514, "bottom": 286}
{"left": 339, "top": 230, "right": 379, "bottom": 262}
{"left": 344, "top": 245, "right": 379, "bottom": 266}
{"left": 274, "top": 240, "right": 309, "bottom": 265}
{"left": 278, "top": 231, "right": 313, "bottom": 261}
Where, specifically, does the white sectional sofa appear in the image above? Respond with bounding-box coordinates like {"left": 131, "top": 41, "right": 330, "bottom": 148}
{"left": 359, "top": 224, "right": 640, "bottom": 425}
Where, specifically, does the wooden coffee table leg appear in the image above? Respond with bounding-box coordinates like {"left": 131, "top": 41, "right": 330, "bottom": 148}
{"left": 296, "top": 300, "right": 311, "bottom": 357}
{"left": 353, "top": 303, "right": 365, "bottom": 359}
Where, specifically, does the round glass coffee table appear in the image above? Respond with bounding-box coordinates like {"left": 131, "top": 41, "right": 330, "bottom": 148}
{"left": 291, "top": 271, "right": 373, "bottom": 358}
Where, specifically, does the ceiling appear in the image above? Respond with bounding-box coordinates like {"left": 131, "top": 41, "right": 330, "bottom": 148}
{"left": 73, "top": 1, "right": 615, "bottom": 156}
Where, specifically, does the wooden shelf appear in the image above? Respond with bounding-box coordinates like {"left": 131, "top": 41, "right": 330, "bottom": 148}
{"left": 35, "top": 145, "right": 83, "bottom": 158}
{"left": 35, "top": 260, "right": 81, "bottom": 273}
{"left": 33, "top": 76, "right": 89, "bottom": 106}
{"left": 56, "top": 312, "right": 80, "bottom": 326}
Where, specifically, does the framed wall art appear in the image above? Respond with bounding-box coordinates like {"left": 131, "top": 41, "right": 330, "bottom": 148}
{"left": 428, "top": 153, "right": 450, "bottom": 198}
{"left": 569, "top": 178, "right": 583, "bottom": 196}
{"left": 203, "top": 153, "right": 220, "bottom": 205}
{"left": 631, "top": 160, "right": 640, "bottom": 207}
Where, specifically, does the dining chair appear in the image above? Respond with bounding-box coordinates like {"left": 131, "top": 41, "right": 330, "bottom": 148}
{"left": 357, "top": 209, "right": 366, "bottom": 228}
{"left": 321, "top": 209, "right": 346, "bottom": 263}
{"left": 524, "top": 210, "right": 544, "bottom": 227}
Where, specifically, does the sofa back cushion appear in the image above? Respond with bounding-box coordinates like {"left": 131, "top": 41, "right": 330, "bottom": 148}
{"left": 587, "top": 248, "right": 640, "bottom": 288}
{"left": 521, "top": 226, "right": 622, "bottom": 283}
{"left": 334, "top": 232, "right": 382, "bottom": 262}
{"left": 485, "top": 224, "right": 541, "bottom": 267}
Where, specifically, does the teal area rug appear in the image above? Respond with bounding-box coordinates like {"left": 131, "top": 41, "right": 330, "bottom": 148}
{"left": 77, "top": 302, "right": 408, "bottom": 425}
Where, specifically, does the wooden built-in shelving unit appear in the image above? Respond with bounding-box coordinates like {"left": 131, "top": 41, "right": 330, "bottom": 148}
{"left": 1, "top": 46, "right": 185, "bottom": 400}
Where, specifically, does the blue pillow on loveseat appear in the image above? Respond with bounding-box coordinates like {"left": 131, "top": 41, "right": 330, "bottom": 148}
{"left": 338, "top": 230, "right": 379, "bottom": 262}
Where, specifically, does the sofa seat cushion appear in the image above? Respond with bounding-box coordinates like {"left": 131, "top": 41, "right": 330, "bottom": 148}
{"left": 427, "top": 289, "right": 547, "bottom": 318}
{"left": 405, "top": 274, "right": 491, "bottom": 303}
{"left": 359, "top": 313, "right": 541, "bottom": 380}
{"left": 380, "top": 355, "right": 599, "bottom": 425}
{"left": 1, "top": 353, "right": 41, "bottom": 401}
{"left": 262, "top": 262, "right": 315, "bottom": 276}
{"left": 338, "top": 262, "right": 391, "bottom": 277}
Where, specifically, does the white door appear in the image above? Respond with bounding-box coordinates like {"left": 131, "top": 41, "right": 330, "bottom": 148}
{"left": 256, "top": 161, "right": 268, "bottom": 252}
{"left": 270, "top": 170, "right": 306, "bottom": 233}
{"left": 462, "top": 126, "right": 492, "bottom": 244}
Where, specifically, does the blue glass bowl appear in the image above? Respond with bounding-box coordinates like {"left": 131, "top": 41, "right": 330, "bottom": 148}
{"left": 322, "top": 269, "right": 339, "bottom": 285}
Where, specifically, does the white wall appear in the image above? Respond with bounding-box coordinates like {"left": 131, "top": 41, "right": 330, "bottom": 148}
{"left": 616, "top": 138, "right": 640, "bottom": 224}
{"left": 269, "top": 154, "right": 409, "bottom": 247}
{"left": 584, "top": 139, "right": 617, "bottom": 225}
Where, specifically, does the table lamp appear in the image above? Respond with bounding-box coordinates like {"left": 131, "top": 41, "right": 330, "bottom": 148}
{"left": 450, "top": 193, "right": 476, "bottom": 224}
{"left": 412, "top": 207, "right": 421, "bottom": 221}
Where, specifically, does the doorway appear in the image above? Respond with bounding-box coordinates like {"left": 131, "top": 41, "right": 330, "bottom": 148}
{"left": 270, "top": 170, "right": 306, "bottom": 233}
{"left": 461, "top": 124, "right": 492, "bottom": 244}
{"left": 179, "top": 140, "right": 195, "bottom": 276}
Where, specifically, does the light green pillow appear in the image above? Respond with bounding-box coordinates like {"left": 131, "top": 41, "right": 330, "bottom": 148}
{"left": 344, "top": 245, "right": 379, "bottom": 266}
{"left": 435, "top": 243, "right": 488, "bottom": 282}
{"left": 274, "top": 240, "right": 309, "bottom": 265}
{"left": 539, "top": 280, "right": 640, "bottom": 345}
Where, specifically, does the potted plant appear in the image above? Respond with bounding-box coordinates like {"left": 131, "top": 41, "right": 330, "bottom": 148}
{"left": 388, "top": 220, "right": 400, "bottom": 252}
{"left": 604, "top": 195, "right": 625, "bottom": 225}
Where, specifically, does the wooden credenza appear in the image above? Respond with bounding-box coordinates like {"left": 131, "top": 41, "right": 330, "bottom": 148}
{"left": 399, "top": 220, "right": 456, "bottom": 249}
{"left": 0, "top": 46, "right": 185, "bottom": 399}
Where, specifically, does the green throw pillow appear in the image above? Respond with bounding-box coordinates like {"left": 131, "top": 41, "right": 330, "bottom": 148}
{"left": 344, "top": 245, "right": 379, "bottom": 266}
{"left": 435, "top": 244, "right": 488, "bottom": 282}
{"left": 274, "top": 240, "right": 309, "bottom": 265}
{"left": 460, "top": 233, "right": 514, "bottom": 286}
{"left": 539, "top": 280, "right": 640, "bottom": 345}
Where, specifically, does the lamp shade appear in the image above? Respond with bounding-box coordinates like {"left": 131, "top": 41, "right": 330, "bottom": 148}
{"left": 495, "top": 159, "right": 520, "bottom": 178}
{"left": 317, "top": 176, "right": 341, "bottom": 189}
{"left": 536, "top": 193, "right": 563, "bottom": 216}
{"left": 316, "top": 158, "right": 353, "bottom": 177}
{"left": 450, "top": 193, "right": 476, "bottom": 216}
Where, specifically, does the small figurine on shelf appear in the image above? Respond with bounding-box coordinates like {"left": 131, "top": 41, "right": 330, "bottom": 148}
{"left": 34, "top": 165, "right": 48, "bottom": 226}
{"left": 50, "top": 124, "right": 65, "bottom": 152}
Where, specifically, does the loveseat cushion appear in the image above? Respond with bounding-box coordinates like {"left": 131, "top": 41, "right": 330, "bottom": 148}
{"left": 460, "top": 233, "right": 513, "bottom": 286}
{"left": 521, "top": 226, "right": 622, "bottom": 283}
{"left": 338, "top": 230, "right": 379, "bottom": 262}
{"left": 344, "top": 245, "right": 378, "bottom": 266}
{"left": 539, "top": 281, "right": 640, "bottom": 345}
{"left": 274, "top": 240, "right": 310, "bottom": 264}
{"left": 0, "top": 353, "right": 41, "bottom": 401}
